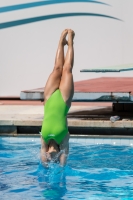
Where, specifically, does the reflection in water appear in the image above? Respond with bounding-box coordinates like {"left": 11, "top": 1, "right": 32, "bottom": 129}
{"left": 37, "top": 163, "right": 67, "bottom": 199}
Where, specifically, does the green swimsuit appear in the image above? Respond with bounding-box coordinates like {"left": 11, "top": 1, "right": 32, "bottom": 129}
{"left": 41, "top": 89, "right": 69, "bottom": 144}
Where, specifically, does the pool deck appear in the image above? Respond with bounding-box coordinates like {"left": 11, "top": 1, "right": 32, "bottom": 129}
{"left": 0, "top": 100, "right": 133, "bottom": 137}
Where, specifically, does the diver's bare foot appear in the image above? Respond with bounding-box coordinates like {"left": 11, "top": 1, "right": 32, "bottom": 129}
{"left": 59, "top": 29, "right": 68, "bottom": 46}
{"left": 68, "top": 29, "right": 75, "bottom": 46}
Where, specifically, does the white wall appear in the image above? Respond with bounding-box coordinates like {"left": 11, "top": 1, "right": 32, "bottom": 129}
{"left": 1, "top": 0, "right": 133, "bottom": 96}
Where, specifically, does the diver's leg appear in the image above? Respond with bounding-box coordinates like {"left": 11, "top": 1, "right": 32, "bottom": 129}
{"left": 59, "top": 29, "right": 75, "bottom": 107}
{"left": 44, "top": 29, "right": 68, "bottom": 102}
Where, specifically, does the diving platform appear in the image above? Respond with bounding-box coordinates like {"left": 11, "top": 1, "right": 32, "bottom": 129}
{"left": 80, "top": 64, "right": 133, "bottom": 73}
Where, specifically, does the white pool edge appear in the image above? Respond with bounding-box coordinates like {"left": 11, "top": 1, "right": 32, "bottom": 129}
{"left": 1, "top": 135, "right": 133, "bottom": 146}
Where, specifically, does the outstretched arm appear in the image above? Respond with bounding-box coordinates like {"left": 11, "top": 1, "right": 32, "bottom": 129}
{"left": 59, "top": 146, "right": 69, "bottom": 166}
{"left": 40, "top": 136, "right": 49, "bottom": 167}
{"left": 59, "top": 133, "right": 69, "bottom": 166}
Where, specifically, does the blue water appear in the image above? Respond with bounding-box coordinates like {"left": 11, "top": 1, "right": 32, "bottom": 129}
{"left": 0, "top": 137, "right": 133, "bottom": 200}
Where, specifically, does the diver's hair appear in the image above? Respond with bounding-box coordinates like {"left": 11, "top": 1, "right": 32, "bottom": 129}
{"left": 48, "top": 139, "right": 60, "bottom": 152}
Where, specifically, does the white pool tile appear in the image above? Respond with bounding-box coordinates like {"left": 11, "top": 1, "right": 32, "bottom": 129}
{"left": 79, "top": 138, "right": 87, "bottom": 144}
{"left": 17, "top": 137, "right": 29, "bottom": 143}
{"left": 70, "top": 138, "right": 77, "bottom": 143}
{"left": 85, "top": 138, "right": 95, "bottom": 144}
{"left": 7, "top": 136, "right": 38, "bottom": 144}
{"left": 9, "top": 137, "right": 19, "bottom": 143}
{"left": 103, "top": 138, "right": 112, "bottom": 145}
{"left": 70, "top": 138, "right": 95, "bottom": 144}
{"left": 129, "top": 139, "right": 133, "bottom": 146}
{"left": 120, "top": 139, "right": 130, "bottom": 145}
{"left": 94, "top": 138, "right": 104, "bottom": 145}
{"left": 70, "top": 138, "right": 85, "bottom": 144}
{"left": 33, "top": 137, "right": 40, "bottom": 144}
{"left": 112, "top": 139, "right": 121, "bottom": 145}
{"left": 69, "top": 138, "right": 76, "bottom": 143}
{"left": 33, "top": 137, "right": 40, "bottom": 141}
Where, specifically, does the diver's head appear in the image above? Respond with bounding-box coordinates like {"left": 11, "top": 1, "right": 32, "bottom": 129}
{"left": 47, "top": 139, "right": 60, "bottom": 162}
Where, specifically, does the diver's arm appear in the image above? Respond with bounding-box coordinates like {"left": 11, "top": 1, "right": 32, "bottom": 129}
{"left": 59, "top": 133, "right": 69, "bottom": 166}
{"left": 59, "top": 152, "right": 68, "bottom": 166}
{"left": 40, "top": 147, "right": 47, "bottom": 162}
{"left": 40, "top": 136, "right": 48, "bottom": 167}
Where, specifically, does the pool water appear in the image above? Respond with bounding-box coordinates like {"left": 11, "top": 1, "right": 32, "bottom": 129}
{"left": 0, "top": 137, "right": 133, "bottom": 200}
